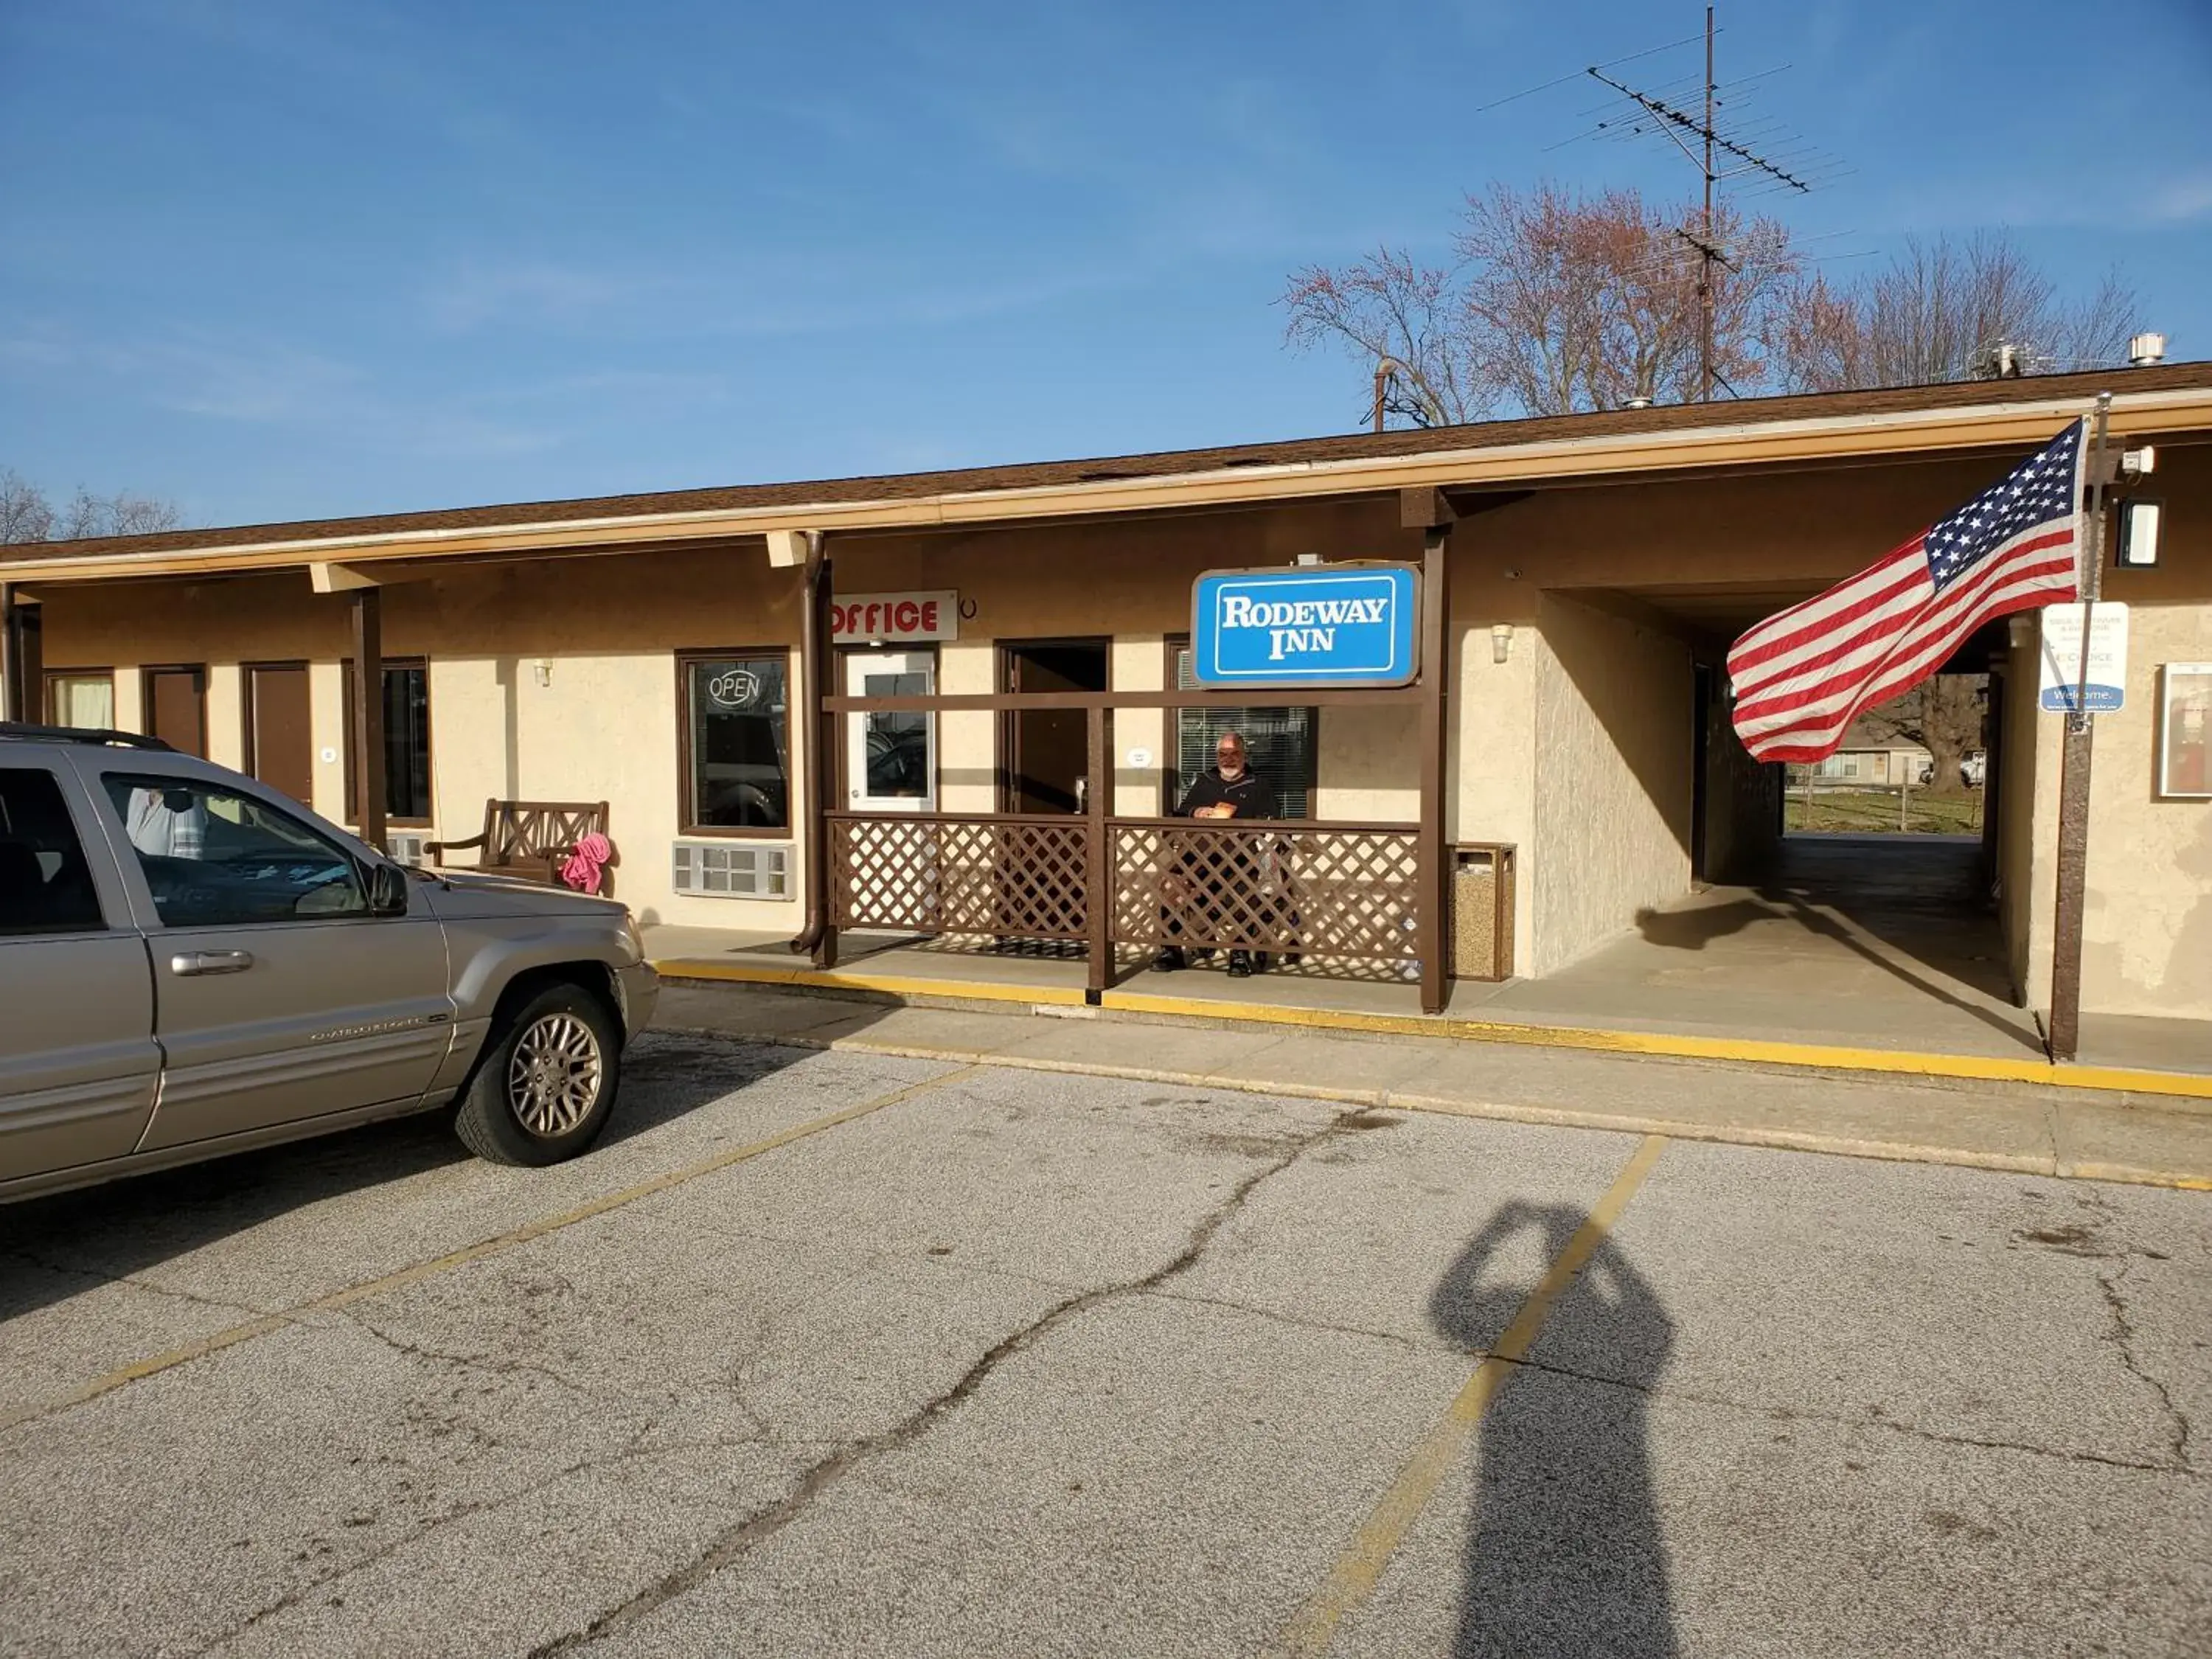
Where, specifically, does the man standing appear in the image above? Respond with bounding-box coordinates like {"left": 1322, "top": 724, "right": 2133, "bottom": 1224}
{"left": 1154, "top": 731, "right": 1277, "bottom": 977}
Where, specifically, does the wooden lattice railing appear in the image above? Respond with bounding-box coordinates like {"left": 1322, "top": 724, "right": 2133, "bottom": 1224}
{"left": 829, "top": 811, "right": 1425, "bottom": 969}
{"left": 830, "top": 813, "right": 1090, "bottom": 941}
{"left": 1110, "top": 819, "right": 1421, "bottom": 966}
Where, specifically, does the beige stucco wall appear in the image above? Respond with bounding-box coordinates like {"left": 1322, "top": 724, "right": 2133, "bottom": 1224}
{"left": 937, "top": 639, "right": 995, "bottom": 813}
{"left": 1110, "top": 636, "right": 1166, "bottom": 816}
{"left": 1528, "top": 593, "right": 1695, "bottom": 976}
{"left": 2079, "top": 602, "right": 2212, "bottom": 1018}
{"left": 205, "top": 665, "right": 244, "bottom": 771}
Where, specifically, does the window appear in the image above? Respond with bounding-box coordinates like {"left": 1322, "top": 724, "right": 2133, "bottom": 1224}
{"left": 102, "top": 773, "right": 366, "bottom": 928}
{"left": 679, "top": 652, "right": 791, "bottom": 832}
{"left": 0, "top": 768, "right": 105, "bottom": 936}
{"left": 343, "top": 659, "right": 434, "bottom": 824}
{"left": 44, "top": 670, "right": 115, "bottom": 730}
{"left": 1166, "top": 640, "right": 1318, "bottom": 818}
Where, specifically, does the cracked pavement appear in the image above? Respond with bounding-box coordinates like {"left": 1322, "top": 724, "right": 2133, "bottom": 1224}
{"left": 2, "top": 1032, "right": 2208, "bottom": 1657}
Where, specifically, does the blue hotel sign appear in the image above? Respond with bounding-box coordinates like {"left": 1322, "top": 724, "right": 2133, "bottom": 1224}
{"left": 1191, "top": 564, "right": 1421, "bottom": 688}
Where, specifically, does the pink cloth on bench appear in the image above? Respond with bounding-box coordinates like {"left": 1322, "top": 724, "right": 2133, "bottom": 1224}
{"left": 560, "top": 832, "right": 612, "bottom": 895}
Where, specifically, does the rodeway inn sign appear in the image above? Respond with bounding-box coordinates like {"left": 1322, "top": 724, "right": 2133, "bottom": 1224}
{"left": 1191, "top": 564, "right": 1421, "bottom": 688}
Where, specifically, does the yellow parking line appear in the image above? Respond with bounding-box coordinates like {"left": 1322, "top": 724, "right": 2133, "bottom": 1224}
{"left": 1274, "top": 1134, "right": 1669, "bottom": 1658}
{"left": 0, "top": 1065, "right": 975, "bottom": 1438}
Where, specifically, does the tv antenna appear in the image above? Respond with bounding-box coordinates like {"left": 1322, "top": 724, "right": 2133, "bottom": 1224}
{"left": 1490, "top": 7, "right": 1851, "bottom": 403}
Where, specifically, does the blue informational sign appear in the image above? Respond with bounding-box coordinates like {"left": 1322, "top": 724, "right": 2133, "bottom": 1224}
{"left": 1191, "top": 564, "right": 1421, "bottom": 688}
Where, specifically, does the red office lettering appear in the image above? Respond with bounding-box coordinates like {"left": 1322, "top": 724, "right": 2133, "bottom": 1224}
{"left": 894, "top": 601, "right": 921, "bottom": 633}
{"left": 921, "top": 601, "right": 939, "bottom": 633}
{"left": 831, "top": 603, "right": 850, "bottom": 635}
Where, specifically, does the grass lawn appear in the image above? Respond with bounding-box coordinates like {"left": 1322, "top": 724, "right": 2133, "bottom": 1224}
{"left": 1784, "top": 788, "right": 1985, "bottom": 835}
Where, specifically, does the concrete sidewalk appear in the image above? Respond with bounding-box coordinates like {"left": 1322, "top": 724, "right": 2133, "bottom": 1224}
{"left": 650, "top": 982, "right": 2212, "bottom": 1191}
{"left": 646, "top": 925, "right": 2212, "bottom": 1102}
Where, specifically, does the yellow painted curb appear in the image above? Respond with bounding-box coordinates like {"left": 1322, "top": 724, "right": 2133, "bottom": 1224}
{"left": 658, "top": 957, "right": 1087, "bottom": 1009}
{"left": 653, "top": 958, "right": 2212, "bottom": 1102}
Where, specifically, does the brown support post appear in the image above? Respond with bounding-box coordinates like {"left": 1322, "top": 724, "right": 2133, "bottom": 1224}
{"left": 349, "top": 587, "right": 387, "bottom": 854}
{"left": 1085, "top": 703, "right": 1110, "bottom": 1001}
{"left": 2048, "top": 723, "right": 2094, "bottom": 1059}
{"left": 813, "top": 552, "right": 839, "bottom": 971}
{"left": 1405, "top": 487, "right": 1455, "bottom": 1018}
{"left": 2048, "top": 392, "right": 2112, "bottom": 1062}
{"left": 788, "top": 537, "right": 838, "bottom": 968}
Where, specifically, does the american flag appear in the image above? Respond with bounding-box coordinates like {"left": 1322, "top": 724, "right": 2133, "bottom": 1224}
{"left": 1728, "top": 417, "right": 2087, "bottom": 763}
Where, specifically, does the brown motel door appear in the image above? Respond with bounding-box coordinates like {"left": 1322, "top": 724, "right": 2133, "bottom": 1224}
{"left": 145, "top": 667, "right": 208, "bottom": 758}
{"left": 1005, "top": 641, "right": 1107, "bottom": 813}
{"left": 247, "top": 665, "right": 314, "bottom": 807}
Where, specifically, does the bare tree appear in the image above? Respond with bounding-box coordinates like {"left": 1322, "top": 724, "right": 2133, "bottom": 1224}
{"left": 1281, "top": 181, "right": 1803, "bottom": 425}
{"left": 1769, "top": 231, "right": 2140, "bottom": 392}
{"left": 1850, "top": 679, "right": 1987, "bottom": 795}
{"left": 1281, "top": 247, "right": 1474, "bottom": 425}
{"left": 0, "top": 470, "right": 181, "bottom": 543}
{"left": 0, "top": 470, "right": 56, "bottom": 544}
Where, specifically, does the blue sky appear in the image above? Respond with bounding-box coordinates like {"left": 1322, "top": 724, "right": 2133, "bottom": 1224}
{"left": 3, "top": 0, "right": 2208, "bottom": 529}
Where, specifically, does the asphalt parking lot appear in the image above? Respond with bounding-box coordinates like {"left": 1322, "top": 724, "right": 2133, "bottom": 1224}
{"left": 2, "top": 1031, "right": 2207, "bottom": 1658}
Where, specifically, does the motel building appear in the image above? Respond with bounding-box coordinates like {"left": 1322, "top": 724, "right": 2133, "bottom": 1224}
{"left": 4, "top": 364, "right": 2211, "bottom": 1074}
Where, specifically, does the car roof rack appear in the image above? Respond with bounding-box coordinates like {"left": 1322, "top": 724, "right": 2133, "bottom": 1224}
{"left": 0, "top": 723, "right": 175, "bottom": 751}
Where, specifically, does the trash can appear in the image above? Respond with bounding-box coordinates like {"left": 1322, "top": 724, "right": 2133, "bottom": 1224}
{"left": 1451, "top": 845, "right": 1515, "bottom": 981}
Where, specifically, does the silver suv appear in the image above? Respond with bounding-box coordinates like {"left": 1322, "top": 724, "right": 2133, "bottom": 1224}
{"left": 0, "top": 725, "right": 658, "bottom": 1203}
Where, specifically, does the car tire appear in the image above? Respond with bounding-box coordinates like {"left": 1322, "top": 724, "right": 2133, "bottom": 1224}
{"left": 454, "top": 983, "right": 622, "bottom": 1167}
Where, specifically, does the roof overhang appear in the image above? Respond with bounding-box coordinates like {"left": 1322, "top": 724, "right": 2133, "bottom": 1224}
{"left": 10, "top": 383, "right": 2209, "bottom": 585}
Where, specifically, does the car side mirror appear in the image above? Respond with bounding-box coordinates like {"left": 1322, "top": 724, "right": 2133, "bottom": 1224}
{"left": 367, "top": 861, "right": 409, "bottom": 917}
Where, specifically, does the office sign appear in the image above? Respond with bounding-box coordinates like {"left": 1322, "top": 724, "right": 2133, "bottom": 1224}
{"left": 832, "top": 591, "right": 959, "bottom": 645}
{"left": 1191, "top": 564, "right": 1419, "bottom": 688}
{"left": 2038, "top": 601, "right": 2129, "bottom": 713}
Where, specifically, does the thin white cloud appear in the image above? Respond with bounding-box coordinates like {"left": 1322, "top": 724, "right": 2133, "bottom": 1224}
{"left": 2151, "top": 174, "right": 2212, "bottom": 222}
{"left": 0, "top": 322, "right": 563, "bottom": 457}
{"left": 423, "top": 261, "right": 695, "bottom": 333}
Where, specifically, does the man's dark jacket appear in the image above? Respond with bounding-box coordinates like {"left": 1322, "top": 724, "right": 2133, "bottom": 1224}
{"left": 1175, "top": 767, "right": 1277, "bottom": 820}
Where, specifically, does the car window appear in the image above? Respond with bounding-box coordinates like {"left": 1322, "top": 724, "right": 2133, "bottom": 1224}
{"left": 0, "top": 766, "right": 107, "bottom": 936}
{"left": 102, "top": 773, "right": 368, "bottom": 928}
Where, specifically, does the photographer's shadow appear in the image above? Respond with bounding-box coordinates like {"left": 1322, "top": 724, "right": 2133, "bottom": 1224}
{"left": 1429, "top": 1202, "right": 1677, "bottom": 1658}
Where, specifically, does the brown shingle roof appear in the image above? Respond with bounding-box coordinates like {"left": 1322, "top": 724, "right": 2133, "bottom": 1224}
{"left": 10, "top": 361, "right": 2209, "bottom": 566}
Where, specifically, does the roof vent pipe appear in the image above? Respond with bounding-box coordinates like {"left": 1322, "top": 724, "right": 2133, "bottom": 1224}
{"left": 1978, "top": 342, "right": 2025, "bottom": 379}
{"left": 2129, "top": 332, "right": 2168, "bottom": 367}
{"left": 1624, "top": 396, "right": 1655, "bottom": 410}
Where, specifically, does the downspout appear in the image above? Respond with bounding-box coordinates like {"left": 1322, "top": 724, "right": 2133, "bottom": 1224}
{"left": 788, "top": 532, "right": 832, "bottom": 955}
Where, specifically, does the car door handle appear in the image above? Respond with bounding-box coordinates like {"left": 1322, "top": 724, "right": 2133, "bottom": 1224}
{"left": 170, "top": 950, "right": 256, "bottom": 976}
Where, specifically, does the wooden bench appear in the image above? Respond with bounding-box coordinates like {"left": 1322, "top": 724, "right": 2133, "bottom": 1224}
{"left": 426, "top": 799, "right": 610, "bottom": 890}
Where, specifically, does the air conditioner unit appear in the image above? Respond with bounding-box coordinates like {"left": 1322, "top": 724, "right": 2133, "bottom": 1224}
{"left": 387, "top": 832, "right": 430, "bottom": 867}
{"left": 672, "top": 841, "right": 791, "bottom": 898}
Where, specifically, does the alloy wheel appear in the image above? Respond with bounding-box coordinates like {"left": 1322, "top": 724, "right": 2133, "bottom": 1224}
{"left": 507, "top": 1012, "right": 603, "bottom": 1137}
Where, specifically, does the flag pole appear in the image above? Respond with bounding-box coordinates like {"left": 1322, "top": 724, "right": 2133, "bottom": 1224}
{"left": 2046, "top": 392, "right": 2112, "bottom": 1062}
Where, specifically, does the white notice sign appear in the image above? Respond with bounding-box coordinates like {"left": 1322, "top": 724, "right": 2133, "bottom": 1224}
{"left": 2038, "top": 601, "right": 2129, "bottom": 714}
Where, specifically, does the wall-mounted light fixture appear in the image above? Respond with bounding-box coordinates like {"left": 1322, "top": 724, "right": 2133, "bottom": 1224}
{"left": 1491, "top": 623, "right": 1514, "bottom": 664}
{"left": 2008, "top": 613, "right": 2035, "bottom": 648}
{"left": 2117, "top": 498, "right": 2163, "bottom": 568}
{"left": 532, "top": 659, "right": 553, "bottom": 687}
